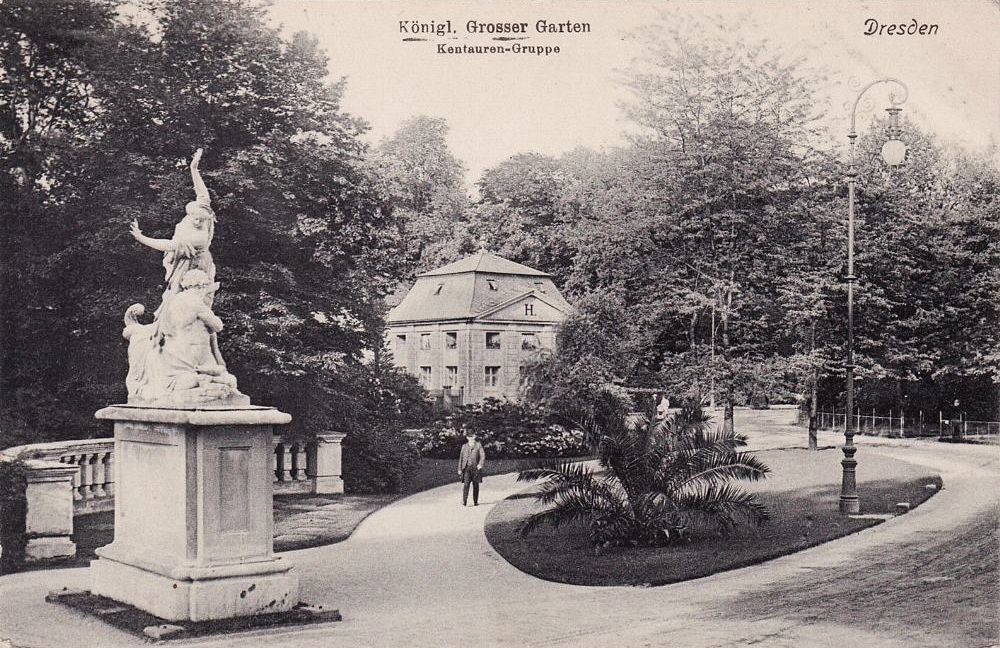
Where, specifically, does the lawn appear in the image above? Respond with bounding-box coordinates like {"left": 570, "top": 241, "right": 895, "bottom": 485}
{"left": 483, "top": 448, "right": 944, "bottom": 586}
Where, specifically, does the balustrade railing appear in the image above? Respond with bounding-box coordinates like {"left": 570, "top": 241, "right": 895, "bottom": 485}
{"left": 272, "top": 438, "right": 316, "bottom": 494}
{"left": 3, "top": 433, "right": 345, "bottom": 515}
{"left": 2, "top": 440, "right": 117, "bottom": 514}
{"left": 3, "top": 431, "right": 345, "bottom": 563}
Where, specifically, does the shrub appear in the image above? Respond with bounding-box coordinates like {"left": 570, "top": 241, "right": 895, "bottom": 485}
{"left": 517, "top": 403, "right": 770, "bottom": 548}
{"left": 411, "top": 399, "right": 590, "bottom": 459}
{"left": 334, "top": 356, "right": 431, "bottom": 494}
{"left": 342, "top": 421, "right": 420, "bottom": 494}
{"left": 0, "top": 458, "right": 28, "bottom": 575}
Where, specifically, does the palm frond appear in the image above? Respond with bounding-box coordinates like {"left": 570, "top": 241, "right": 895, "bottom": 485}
{"left": 518, "top": 481, "right": 632, "bottom": 540}
{"left": 517, "top": 459, "right": 593, "bottom": 484}
{"left": 519, "top": 495, "right": 593, "bottom": 537}
{"left": 673, "top": 483, "right": 770, "bottom": 529}
{"left": 532, "top": 469, "right": 603, "bottom": 505}
{"left": 677, "top": 450, "right": 771, "bottom": 488}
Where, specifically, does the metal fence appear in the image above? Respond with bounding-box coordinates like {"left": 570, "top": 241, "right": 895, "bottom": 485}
{"left": 812, "top": 410, "right": 1000, "bottom": 439}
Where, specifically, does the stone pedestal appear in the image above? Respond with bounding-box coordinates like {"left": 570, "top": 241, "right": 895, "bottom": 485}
{"left": 91, "top": 405, "right": 298, "bottom": 622}
{"left": 23, "top": 459, "right": 79, "bottom": 561}
{"left": 312, "top": 433, "right": 346, "bottom": 495}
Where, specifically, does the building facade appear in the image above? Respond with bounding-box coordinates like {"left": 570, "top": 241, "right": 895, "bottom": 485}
{"left": 386, "top": 251, "right": 570, "bottom": 404}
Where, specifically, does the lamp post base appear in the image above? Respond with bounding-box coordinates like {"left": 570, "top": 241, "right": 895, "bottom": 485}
{"left": 838, "top": 495, "right": 860, "bottom": 514}
{"left": 839, "top": 444, "right": 860, "bottom": 514}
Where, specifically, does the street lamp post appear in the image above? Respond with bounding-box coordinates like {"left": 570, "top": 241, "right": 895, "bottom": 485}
{"left": 840, "top": 78, "right": 909, "bottom": 515}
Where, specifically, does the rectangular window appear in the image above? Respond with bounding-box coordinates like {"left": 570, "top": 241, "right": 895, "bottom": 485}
{"left": 521, "top": 333, "right": 539, "bottom": 350}
{"left": 484, "top": 366, "right": 500, "bottom": 387}
{"left": 433, "top": 283, "right": 443, "bottom": 295}
{"left": 485, "top": 332, "right": 501, "bottom": 349}
{"left": 445, "top": 331, "right": 457, "bottom": 349}
{"left": 420, "top": 333, "right": 431, "bottom": 350}
{"left": 518, "top": 366, "right": 530, "bottom": 387}
{"left": 420, "top": 366, "right": 432, "bottom": 386}
{"left": 446, "top": 366, "right": 459, "bottom": 385}
{"left": 533, "top": 281, "right": 547, "bottom": 293}
{"left": 395, "top": 334, "right": 406, "bottom": 347}
{"left": 486, "top": 279, "right": 498, "bottom": 291}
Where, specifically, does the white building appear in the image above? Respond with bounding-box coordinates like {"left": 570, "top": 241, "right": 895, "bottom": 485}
{"left": 386, "top": 250, "right": 570, "bottom": 404}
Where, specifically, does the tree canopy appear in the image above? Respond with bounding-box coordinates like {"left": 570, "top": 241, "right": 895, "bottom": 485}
{"left": 1, "top": 0, "right": 410, "bottom": 443}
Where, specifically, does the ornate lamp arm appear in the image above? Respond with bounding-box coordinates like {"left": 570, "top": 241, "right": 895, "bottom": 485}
{"left": 849, "top": 78, "right": 909, "bottom": 137}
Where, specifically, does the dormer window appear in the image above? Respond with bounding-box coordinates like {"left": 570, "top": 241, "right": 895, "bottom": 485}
{"left": 486, "top": 279, "right": 498, "bottom": 291}
{"left": 433, "top": 283, "right": 443, "bottom": 295}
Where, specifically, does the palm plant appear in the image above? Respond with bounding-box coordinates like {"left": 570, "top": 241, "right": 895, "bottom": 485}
{"left": 517, "top": 403, "right": 770, "bottom": 547}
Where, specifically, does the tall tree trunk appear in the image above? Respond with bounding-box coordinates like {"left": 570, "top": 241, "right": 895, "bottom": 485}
{"left": 808, "top": 321, "right": 818, "bottom": 450}
{"left": 721, "top": 286, "right": 734, "bottom": 435}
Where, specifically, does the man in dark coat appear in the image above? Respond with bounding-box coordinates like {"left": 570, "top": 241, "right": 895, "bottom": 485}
{"left": 457, "top": 430, "right": 486, "bottom": 506}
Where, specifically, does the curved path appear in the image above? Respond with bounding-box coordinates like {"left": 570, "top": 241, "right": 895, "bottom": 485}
{"left": 1, "top": 427, "right": 997, "bottom": 648}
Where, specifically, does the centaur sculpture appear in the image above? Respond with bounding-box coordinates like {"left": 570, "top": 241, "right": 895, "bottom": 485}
{"left": 124, "top": 149, "right": 246, "bottom": 405}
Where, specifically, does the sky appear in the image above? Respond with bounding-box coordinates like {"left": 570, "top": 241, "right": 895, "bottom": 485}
{"left": 268, "top": 0, "right": 1000, "bottom": 184}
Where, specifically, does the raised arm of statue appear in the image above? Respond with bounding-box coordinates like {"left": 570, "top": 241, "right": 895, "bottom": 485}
{"left": 130, "top": 219, "right": 176, "bottom": 253}
{"left": 190, "top": 148, "right": 210, "bottom": 207}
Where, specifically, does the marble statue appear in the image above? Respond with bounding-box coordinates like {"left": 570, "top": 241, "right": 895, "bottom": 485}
{"left": 130, "top": 148, "right": 216, "bottom": 305}
{"left": 124, "top": 149, "right": 246, "bottom": 406}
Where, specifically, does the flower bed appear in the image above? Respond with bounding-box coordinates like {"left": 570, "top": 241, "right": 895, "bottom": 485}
{"left": 410, "top": 399, "right": 590, "bottom": 459}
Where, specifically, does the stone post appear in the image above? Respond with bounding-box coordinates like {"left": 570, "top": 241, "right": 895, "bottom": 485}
{"left": 90, "top": 404, "right": 298, "bottom": 622}
{"left": 23, "top": 459, "right": 78, "bottom": 561}
{"left": 312, "top": 433, "right": 346, "bottom": 495}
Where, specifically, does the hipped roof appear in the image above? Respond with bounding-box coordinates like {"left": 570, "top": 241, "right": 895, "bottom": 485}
{"left": 420, "top": 250, "right": 550, "bottom": 278}
{"left": 387, "top": 251, "right": 569, "bottom": 323}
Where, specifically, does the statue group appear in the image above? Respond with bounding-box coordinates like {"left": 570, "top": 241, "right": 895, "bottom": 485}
{"left": 124, "top": 149, "right": 246, "bottom": 406}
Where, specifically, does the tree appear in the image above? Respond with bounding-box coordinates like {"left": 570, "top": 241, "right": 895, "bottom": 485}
{"left": 941, "top": 152, "right": 1000, "bottom": 419}
{"left": 368, "top": 115, "right": 468, "bottom": 273}
{"left": 523, "top": 292, "right": 636, "bottom": 422}
{"left": 611, "top": 18, "right": 830, "bottom": 430}
{"left": 0, "top": 0, "right": 409, "bottom": 443}
{"left": 517, "top": 403, "right": 770, "bottom": 548}
{"left": 1, "top": 0, "right": 130, "bottom": 444}
{"left": 339, "top": 352, "right": 429, "bottom": 493}
{"left": 467, "top": 153, "right": 574, "bottom": 280}
{"left": 836, "top": 122, "right": 1000, "bottom": 420}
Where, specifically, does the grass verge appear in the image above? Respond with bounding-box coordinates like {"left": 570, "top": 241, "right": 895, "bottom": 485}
{"left": 483, "top": 448, "right": 943, "bottom": 586}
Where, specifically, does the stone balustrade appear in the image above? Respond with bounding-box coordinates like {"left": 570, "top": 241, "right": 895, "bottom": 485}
{"left": 1, "top": 432, "right": 345, "bottom": 562}
{"left": 3, "top": 439, "right": 117, "bottom": 516}
{"left": 272, "top": 433, "right": 346, "bottom": 495}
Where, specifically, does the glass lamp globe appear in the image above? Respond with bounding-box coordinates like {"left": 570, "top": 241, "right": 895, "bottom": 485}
{"left": 881, "top": 139, "right": 907, "bottom": 166}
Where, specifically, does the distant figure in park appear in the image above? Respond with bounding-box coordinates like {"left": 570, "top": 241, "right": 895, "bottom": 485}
{"left": 130, "top": 148, "right": 216, "bottom": 304}
{"left": 457, "top": 430, "right": 486, "bottom": 506}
